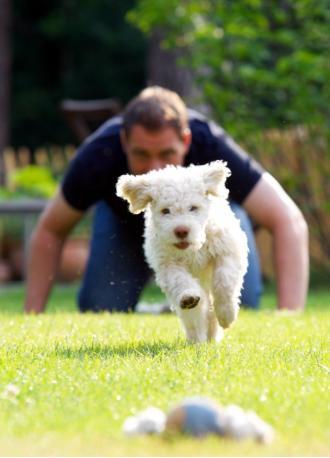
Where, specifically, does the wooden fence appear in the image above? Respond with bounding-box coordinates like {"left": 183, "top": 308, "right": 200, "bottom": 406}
{"left": 1, "top": 144, "right": 77, "bottom": 188}
{"left": 245, "top": 126, "right": 330, "bottom": 278}
{"left": 1, "top": 126, "right": 329, "bottom": 278}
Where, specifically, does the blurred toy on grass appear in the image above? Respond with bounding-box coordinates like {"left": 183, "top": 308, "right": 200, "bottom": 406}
{"left": 123, "top": 396, "right": 274, "bottom": 443}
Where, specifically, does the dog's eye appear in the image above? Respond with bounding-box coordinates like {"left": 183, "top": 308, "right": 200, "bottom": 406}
{"left": 189, "top": 205, "right": 198, "bottom": 212}
{"left": 161, "top": 208, "right": 170, "bottom": 215}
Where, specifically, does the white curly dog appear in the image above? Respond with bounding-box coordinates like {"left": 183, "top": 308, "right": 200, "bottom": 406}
{"left": 116, "top": 161, "right": 248, "bottom": 343}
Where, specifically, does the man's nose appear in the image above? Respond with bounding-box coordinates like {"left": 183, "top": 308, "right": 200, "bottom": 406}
{"left": 174, "top": 226, "right": 190, "bottom": 239}
{"left": 148, "top": 159, "right": 165, "bottom": 171}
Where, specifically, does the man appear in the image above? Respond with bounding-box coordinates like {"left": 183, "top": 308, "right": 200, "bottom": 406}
{"left": 25, "top": 86, "right": 309, "bottom": 313}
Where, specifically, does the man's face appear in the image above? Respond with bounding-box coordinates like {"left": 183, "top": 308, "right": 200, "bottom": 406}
{"left": 121, "top": 124, "right": 191, "bottom": 175}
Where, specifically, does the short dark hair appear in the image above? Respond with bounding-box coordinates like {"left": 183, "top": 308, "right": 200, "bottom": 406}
{"left": 122, "top": 86, "right": 189, "bottom": 139}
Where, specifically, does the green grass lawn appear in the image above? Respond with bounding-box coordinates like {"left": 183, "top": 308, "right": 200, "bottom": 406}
{"left": 0, "top": 283, "right": 329, "bottom": 456}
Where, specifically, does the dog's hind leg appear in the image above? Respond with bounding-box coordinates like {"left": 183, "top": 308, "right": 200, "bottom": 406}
{"left": 178, "top": 300, "right": 223, "bottom": 343}
{"left": 207, "top": 308, "right": 223, "bottom": 342}
{"left": 176, "top": 305, "right": 209, "bottom": 343}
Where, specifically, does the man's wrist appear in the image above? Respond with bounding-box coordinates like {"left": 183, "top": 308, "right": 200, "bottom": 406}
{"left": 24, "top": 303, "right": 45, "bottom": 314}
{"left": 276, "top": 304, "right": 304, "bottom": 313}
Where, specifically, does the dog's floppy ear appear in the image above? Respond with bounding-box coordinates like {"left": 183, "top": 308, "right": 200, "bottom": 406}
{"left": 116, "top": 174, "right": 152, "bottom": 214}
{"left": 202, "top": 160, "right": 231, "bottom": 197}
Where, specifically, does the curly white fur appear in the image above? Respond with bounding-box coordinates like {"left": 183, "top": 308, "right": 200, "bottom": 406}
{"left": 116, "top": 161, "right": 248, "bottom": 343}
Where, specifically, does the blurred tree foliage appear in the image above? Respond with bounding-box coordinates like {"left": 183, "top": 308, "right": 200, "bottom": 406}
{"left": 11, "top": 0, "right": 147, "bottom": 148}
{"left": 128, "top": 0, "right": 330, "bottom": 137}
{"left": 128, "top": 0, "right": 330, "bottom": 275}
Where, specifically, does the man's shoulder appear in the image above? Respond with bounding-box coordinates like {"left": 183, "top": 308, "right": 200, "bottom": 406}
{"left": 188, "top": 108, "right": 210, "bottom": 127}
{"left": 188, "top": 108, "right": 225, "bottom": 137}
{"left": 72, "top": 115, "right": 125, "bottom": 170}
{"left": 83, "top": 115, "right": 123, "bottom": 145}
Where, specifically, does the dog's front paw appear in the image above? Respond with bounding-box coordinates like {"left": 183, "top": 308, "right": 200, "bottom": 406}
{"left": 180, "top": 295, "right": 200, "bottom": 310}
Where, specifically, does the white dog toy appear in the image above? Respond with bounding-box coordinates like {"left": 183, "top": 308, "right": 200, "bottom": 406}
{"left": 116, "top": 161, "right": 248, "bottom": 343}
{"left": 123, "top": 397, "right": 274, "bottom": 443}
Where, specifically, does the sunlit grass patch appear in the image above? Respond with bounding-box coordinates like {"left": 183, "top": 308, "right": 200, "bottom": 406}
{"left": 0, "top": 284, "right": 328, "bottom": 455}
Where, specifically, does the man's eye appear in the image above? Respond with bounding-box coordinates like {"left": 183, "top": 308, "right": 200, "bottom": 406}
{"left": 189, "top": 206, "right": 198, "bottom": 212}
{"left": 161, "top": 208, "right": 170, "bottom": 215}
{"left": 133, "top": 150, "right": 149, "bottom": 159}
{"left": 160, "top": 150, "right": 175, "bottom": 159}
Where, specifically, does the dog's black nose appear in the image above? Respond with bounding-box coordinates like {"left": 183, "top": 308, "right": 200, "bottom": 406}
{"left": 174, "top": 226, "right": 189, "bottom": 239}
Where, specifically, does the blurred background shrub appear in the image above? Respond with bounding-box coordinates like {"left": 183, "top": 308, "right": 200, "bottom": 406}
{"left": 0, "top": 0, "right": 329, "bottom": 283}
{"left": 0, "top": 165, "right": 57, "bottom": 199}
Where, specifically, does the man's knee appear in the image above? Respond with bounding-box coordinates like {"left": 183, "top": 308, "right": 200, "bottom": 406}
{"left": 229, "top": 201, "right": 263, "bottom": 309}
{"left": 78, "top": 279, "right": 147, "bottom": 313}
{"left": 77, "top": 202, "right": 150, "bottom": 312}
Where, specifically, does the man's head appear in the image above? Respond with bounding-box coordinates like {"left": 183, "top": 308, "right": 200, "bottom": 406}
{"left": 121, "top": 86, "right": 191, "bottom": 174}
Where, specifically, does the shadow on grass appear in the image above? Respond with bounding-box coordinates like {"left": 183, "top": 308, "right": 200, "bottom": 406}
{"left": 54, "top": 340, "right": 186, "bottom": 359}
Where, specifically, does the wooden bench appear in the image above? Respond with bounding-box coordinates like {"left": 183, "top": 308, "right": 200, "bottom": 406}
{"left": 59, "top": 98, "right": 122, "bottom": 142}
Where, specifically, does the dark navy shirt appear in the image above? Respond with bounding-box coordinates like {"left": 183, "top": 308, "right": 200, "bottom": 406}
{"left": 61, "top": 109, "right": 264, "bottom": 218}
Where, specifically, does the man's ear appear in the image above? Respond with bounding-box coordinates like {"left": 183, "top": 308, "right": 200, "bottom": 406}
{"left": 116, "top": 174, "right": 152, "bottom": 214}
{"left": 202, "top": 161, "right": 231, "bottom": 197}
{"left": 182, "top": 128, "right": 192, "bottom": 152}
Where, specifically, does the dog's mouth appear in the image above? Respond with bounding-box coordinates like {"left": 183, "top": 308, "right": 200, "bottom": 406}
{"left": 174, "top": 241, "right": 190, "bottom": 250}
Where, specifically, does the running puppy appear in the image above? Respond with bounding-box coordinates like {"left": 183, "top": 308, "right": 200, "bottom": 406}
{"left": 116, "top": 161, "right": 248, "bottom": 343}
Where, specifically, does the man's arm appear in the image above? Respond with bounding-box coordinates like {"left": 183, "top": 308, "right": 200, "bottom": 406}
{"left": 24, "top": 190, "right": 84, "bottom": 313}
{"left": 243, "top": 172, "right": 309, "bottom": 311}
